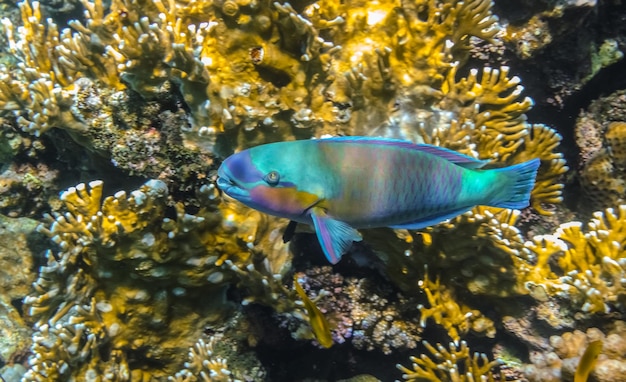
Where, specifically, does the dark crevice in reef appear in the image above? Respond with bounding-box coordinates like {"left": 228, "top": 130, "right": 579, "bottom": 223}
{"left": 47, "top": 129, "right": 148, "bottom": 196}
{"left": 525, "top": 58, "right": 626, "bottom": 169}
{"left": 490, "top": 0, "right": 626, "bottom": 170}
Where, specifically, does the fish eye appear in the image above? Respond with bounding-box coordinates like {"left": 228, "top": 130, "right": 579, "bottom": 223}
{"left": 264, "top": 171, "right": 280, "bottom": 186}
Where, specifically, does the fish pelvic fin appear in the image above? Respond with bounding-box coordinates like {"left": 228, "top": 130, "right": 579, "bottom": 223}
{"left": 489, "top": 158, "right": 541, "bottom": 210}
{"left": 310, "top": 207, "right": 362, "bottom": 264}
{"left": 283, "top": 220, "right": 298, "bottom": 243}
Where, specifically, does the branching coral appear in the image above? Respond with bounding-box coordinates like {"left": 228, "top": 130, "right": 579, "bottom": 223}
{"left": 380, "top": 206, "right": 528, "bottom": 298}
{"left": 405, "top": 202, "right": 626, "bottom": 316}
{"left": 397, "top": 340, "right": 503, "bottom": 382}
{"left": 0, "top": 1, "right": 82, "bottom": 136}
{"left": 22, "top": 300, "right": 113, "bottom": 381}
{"left": 0, "top": 0, "right": 568, "bottom": 236}
{"left": 418, "top": 269, "right": 496, "bottom": 343}
{"left": 521, "top": 205, "right": 626, "bottom": 314}
{"left": 376, "top": 202, "right": 626, "bottom": 339}
{"left": 22, "top": 179, "right": 291, "bottom": 379}
{"left": 1, "top": 0, "right": 336, "bottom": 151}
{"left": 169, "top": 336, "right": 239, "bottom": 382}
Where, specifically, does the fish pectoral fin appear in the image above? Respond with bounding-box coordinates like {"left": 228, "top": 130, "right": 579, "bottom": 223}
{"left": 310, "top": 208, "right": 362, "bottom": 264}
{"left": 283, "top": 220, "right": 298, "bottom": 243}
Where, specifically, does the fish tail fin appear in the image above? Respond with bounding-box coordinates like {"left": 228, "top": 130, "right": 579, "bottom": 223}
{"left": 489, "top": 158, "right": 541, "bottom": 209}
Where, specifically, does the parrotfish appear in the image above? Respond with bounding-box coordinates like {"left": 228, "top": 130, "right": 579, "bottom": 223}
{"left": 217, "top": 137, "right": 540, "bottom": 264}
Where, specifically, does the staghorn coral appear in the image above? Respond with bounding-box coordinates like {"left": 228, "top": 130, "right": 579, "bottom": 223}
{"left": 22, "top": 300, "right": 113, "bottom": 381}
{"left": 417, "top": 268, "right": 496, "bottom": 343}
{"left": 169, "top": 330, "right": 266, "bottom": 382}
{"left": 0, "top": 0, "right": 334, "bottom": 151}
{"left": 377, "top": 207, "right": 529, "bottom": 299}
{"left": 396, "top": 340, "right": 503, "bottom": 382}
{"left": 372, "top": 202, "right": 626, "bottom": 342}
{"left": 169, "top": 336, "right": 238, "bottom": 382}
{"left": 520, "top": 205, "right": 626, "bottom": 314}
{"left": 22, "top": 179, "right": 291, "bottom": 379}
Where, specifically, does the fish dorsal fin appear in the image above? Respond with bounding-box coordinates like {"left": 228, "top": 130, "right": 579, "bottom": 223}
{"left": 319, "top": 136, "right": 487, "bottom": 169}
{"left": 310, "top": 207, "right": 362, "bottom": 264}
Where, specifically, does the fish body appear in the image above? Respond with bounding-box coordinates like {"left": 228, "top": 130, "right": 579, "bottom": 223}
{"left": 293, "top": 275, "right": 333, "bottom": 348}
{"left": 575, "top": 340, "right": 603, "bottom": 382}
{"left": 217, "top": 137, "right": 540, "bottom": 263}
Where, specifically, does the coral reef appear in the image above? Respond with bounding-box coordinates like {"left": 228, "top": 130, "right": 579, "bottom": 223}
{"left": 500, "top": 0, "right": 599, "bottom": 61}
{"left": 496, "top": 0, "right": 625, "bottom": 104}
{"left": 0, "top": 118, "right": 62, "bottom": 218}
{"left": 0, "top": 0, "right": 612, "bottom": 379}
{"left": 378, "top": 207, "right": 530, "bottom": 299}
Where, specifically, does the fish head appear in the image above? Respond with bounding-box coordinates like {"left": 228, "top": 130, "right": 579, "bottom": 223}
{"left": 217, "top": 143, "right": 321, "bottom": 218}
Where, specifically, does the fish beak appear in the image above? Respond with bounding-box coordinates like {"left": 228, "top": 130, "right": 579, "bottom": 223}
{"left": 216, "top": 175, "right": 234, "bottom": 190}
{"left": 216, "top": 164, "right": 251, "bottom": 201}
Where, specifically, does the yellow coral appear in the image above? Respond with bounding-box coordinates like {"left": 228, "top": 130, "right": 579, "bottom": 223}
{"left": 0, "top": 1, "right": 83, "bottom": 135}
{"left": 381, "top": 207, "right": 528, "bottom": 298}
{"left": 418, "top": 269, "right": 496, "bottom": 343}
{"left": 23, "top": 180, "right": 292, "bottom": 379}
{"left": 386, "top": 202, "right": 626, "bottom": 315}
{"left": 169, "top": 336, "right": 236, "bottom": 382}
{"left": 0, "top": 0, "right": 568, "bottom": 210}
{"left": 606, "top": 121, "right": 626, "bottom": 169}
{"left": 415, "top": 69, "right": 566, "bottom": 214}
{"left": 521, "top": 205, "right": 626, "bottom": 314}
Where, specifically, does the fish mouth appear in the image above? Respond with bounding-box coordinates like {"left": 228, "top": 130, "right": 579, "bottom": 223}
{"left": 216, "top": 167, "right": 251, "bottom": 202}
